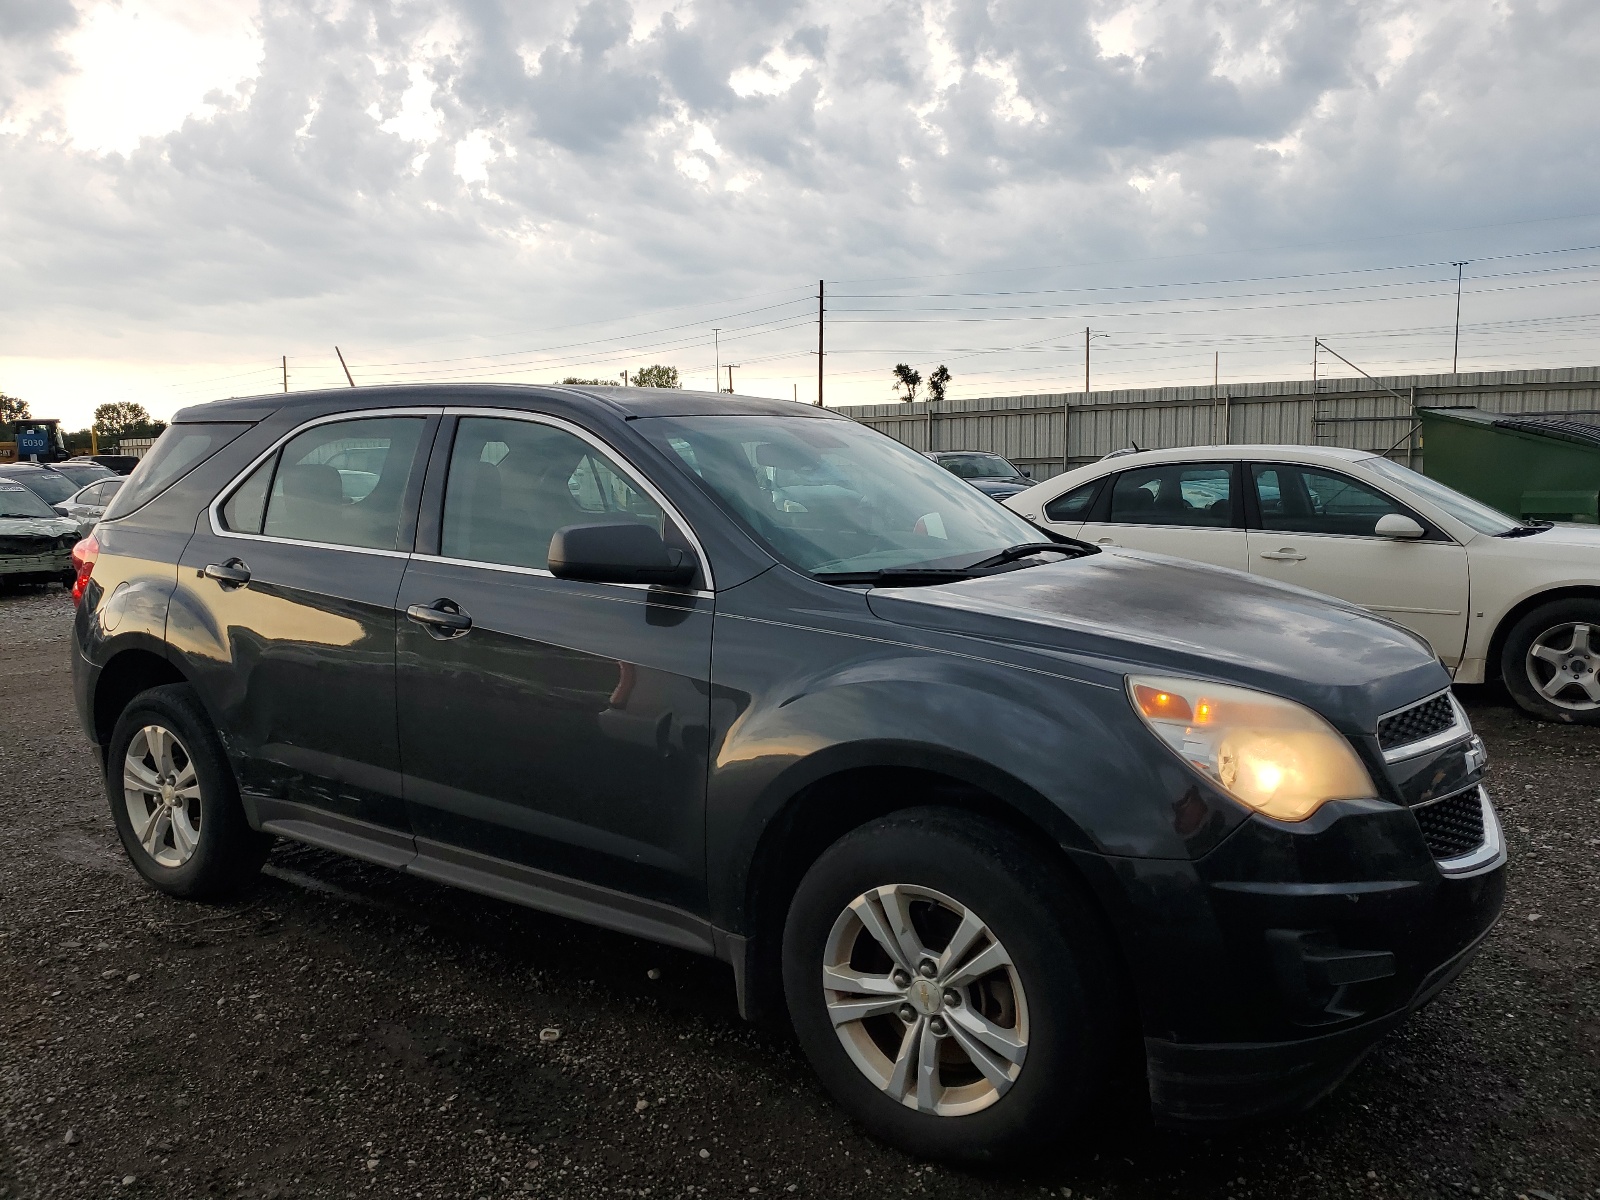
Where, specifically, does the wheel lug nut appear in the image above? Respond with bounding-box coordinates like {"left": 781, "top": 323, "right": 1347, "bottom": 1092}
{"left": 928, "top": 1017, "right": 947, "bottom": 1037}
{"left": 918, "top": 960, "right": 937, "bottom": 978}
{"left": 943, "top": 988, "right": 961, "bottom": 1007}
{"left": 898, "top": 1004, "right": 916, "bottom": 1023}
{"left": 892, "top": 970, "right": 911, "bottom": 988}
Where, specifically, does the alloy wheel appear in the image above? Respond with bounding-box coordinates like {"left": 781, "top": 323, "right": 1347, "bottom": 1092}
{"left": 122, "top": 724, "right": 203, "bottom": 868}
{"left": 1527, "top": 622, "right": 1600, "bottom": 712}
{"left": 821, "top": 884, "right": 1028, "bottom": 1117}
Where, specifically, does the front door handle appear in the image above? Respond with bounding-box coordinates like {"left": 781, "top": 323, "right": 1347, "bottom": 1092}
{"left": 1258, "top": 549, "right": 1307, "bottom": 562}
{"left": 203, "top": 560, "right": 252, "bottom": 588}
{"left": 406, "top": 599, "right": 473, "bottom": 638}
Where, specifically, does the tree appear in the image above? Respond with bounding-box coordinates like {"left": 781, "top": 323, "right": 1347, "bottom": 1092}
{"left": 0, "top": 392, "right": 27, "bottom": 436}
{"left": 632, "top": 365, "right": 681, "bottom": 388}
{"left": 892, "top": 363, "right": 922, "bottom": 403}
{"left": 93, "top": 402, "right": 165, "bottom": 441}
{"left": 560, "top": 377, "right": 615, "bottom": 385}
{"left": 927, "top": 364, "right": 951, "bottom": 402}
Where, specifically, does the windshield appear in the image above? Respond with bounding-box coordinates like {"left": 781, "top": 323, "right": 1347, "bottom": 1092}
{"left": 938, "top": 453, "right": 1022, "bottom": 481}
{"left": 1364, "top": 457, "right": 1524, "bottom": 536}
{"left": 0, "top": 481, "right": 59, "bottom": 519}
{"left": 54, "top": 462, "right": 114, "bottom": 482}
{"left": 637, "top": 414, "right": 1045, "bottom": 575}
{"left": 2, "top": 470, "right": 76, "bottom": 505}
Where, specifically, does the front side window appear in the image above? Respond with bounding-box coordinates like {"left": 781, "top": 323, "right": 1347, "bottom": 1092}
{"left": 102, "top": 424, "right": 251, "bottom": 520}
{"left": 441, "top": 417, "right": 668, "bottom": 571}
{"left": 637, "top": 414, "right": 1044, "bottom": 576}
{"left": 1108, "top": 463, "right": 1235, "bottom": 528}
{"left": 222, "top": 417, "right": 424, "bottom": 551}
{"left": 1252, "top": 464, "right": 1411, "bottom": 537}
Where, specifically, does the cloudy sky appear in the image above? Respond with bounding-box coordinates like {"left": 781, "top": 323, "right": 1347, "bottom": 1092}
{"left": 3, "top": 0, "right": 1599, "bottom": 427}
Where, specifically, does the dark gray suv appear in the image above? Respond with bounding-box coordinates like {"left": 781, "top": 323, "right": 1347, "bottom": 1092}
{"left": 71, "top": 384, "right": 1505, "bottom": 1161}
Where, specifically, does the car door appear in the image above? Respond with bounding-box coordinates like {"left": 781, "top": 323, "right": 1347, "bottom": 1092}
{"left": 176, "top": 411, "right": 435, "bottom": 837}
{"left": 394, "top": 411, "right": 714, "bottom": 931}
{"left": 1246, "top": 462, "right": 1470, "bottom": 664}
{"left": 1075, "top": 461, "right": 1248, "bottom": 570}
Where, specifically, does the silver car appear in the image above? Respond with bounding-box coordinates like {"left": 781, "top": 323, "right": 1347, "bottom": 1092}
{"left": 56, "top": 477, "right": 124, "bottom": 534}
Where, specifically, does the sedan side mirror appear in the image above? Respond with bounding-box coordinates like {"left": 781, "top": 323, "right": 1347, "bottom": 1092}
{"left": 548, "top": 522, "right": 697, "bottom": 587}
{"left": 1374, "top": 513, "right": 1426, "bottom": 540}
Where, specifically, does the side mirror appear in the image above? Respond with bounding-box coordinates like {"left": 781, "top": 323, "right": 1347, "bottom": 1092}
{"left": 1374, "top": 513, "right": 1425, "bottom": 540}
{"left": 1021, "top": 469, "right": 1034, "bottom": 479}
{"left": 548, "top": 522, "right": 697, "bottom": 587}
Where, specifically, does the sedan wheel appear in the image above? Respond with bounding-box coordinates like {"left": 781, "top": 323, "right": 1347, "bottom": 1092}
{"left": 122, "top": 724, "right": 204, "bottom": 868}
{"left": 1525, "top": 621, "right": 1600, "bottom": 712}
{"left": 823, "top": 884, "right": 1028, "bottom": 1117}
{"left": 1503, "top": 600, "right": 1600, "bottom": 723}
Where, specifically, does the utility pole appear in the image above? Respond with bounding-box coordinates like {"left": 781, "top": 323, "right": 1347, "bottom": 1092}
{"left": 335, "top": 346, "right": 355, "bottom": 387}
{"left": 1084, "top": 327, "right": 1090, "bottom": 394}
{"left": 1451, "top": 261, "right": 1468, "bottom": 374}
{"left": 1312, "top": 338, "right": 1318, "bottom": 387}
{"left": 816, "top": 279, "right": 825, "bottom": 406}
{"left": 725, "top": 364, "right": 739, "bottom": 393}
{"left": 1214, "top": 351, "right": 1218, "bottom": 391}
{"left": 282, "top": 356, "right": 288, "bottom": 393}
{"left": 713, "top": 329, "right": 721, "bottom": 394}
{"left": 622, "top": 369, "right": 629, "bottom": 386}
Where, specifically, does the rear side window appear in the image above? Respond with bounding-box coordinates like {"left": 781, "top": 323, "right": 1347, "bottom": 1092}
{"left": 102, "top": 424, "right": 251, "bottom": 520}
{"left": 1043, "top": 479, "right": 1102, "bottom": 522}
{"left": 224, "top": 417, "right": 426, "bottom": 551}
{"left": 441, "top": 416, "right": 667, "bottom": 571}
{"left": 1108, "top": 463, "right": 1236, "bottom": 528}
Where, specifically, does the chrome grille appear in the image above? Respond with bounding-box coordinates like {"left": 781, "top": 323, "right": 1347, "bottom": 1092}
{"left": 1377, "top": 693, "right": 1457, "bottom": 752}
{"left": 1415, "top": 788, "right": 1486, "bottom": 860}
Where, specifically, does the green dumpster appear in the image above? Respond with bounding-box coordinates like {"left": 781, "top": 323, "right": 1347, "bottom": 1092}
{"left": 1417, "top": 406, "right": 1600, "bottom": 524}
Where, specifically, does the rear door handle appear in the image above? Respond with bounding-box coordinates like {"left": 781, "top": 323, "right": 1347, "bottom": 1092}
{"left": 406, "top": 599, "right": 473, "bottom": 638}
{"left": 1258, "top": 549, "right": 1307, "bottom": 562}
{"left": 203, "top": 560, "right": 252, "bottom": 588}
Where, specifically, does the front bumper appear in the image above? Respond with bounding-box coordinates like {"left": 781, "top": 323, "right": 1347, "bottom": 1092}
{"left": 1070, "top": 780, "right": 1507, "bottom": 1129}
{"left": 0, "top": 548, "right": 72, "bottom": 577}
{"left": 1145, "top": 885, "right": 1500, "bottom": 1126}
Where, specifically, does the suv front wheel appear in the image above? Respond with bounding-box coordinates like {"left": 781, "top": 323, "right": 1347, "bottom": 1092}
{"left": 781, "top": 809, "right": 1118, "bottom": 1162}
{"left": 106, "top": 683, "right": 270, "bottom": 898}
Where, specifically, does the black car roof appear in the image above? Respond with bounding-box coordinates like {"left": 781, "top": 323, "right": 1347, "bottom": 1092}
{"left": 172, "top": 383, "right": 840, "bottom": 425}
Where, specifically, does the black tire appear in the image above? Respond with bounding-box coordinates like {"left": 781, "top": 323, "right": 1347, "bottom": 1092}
{"left": 106, "top": 683, "right": 270, "bottom": 898}
{"left": 781, "top": 808, "right": 1120, "bottom": 1163}
{"left": 1501, "top": 599, "right": 1600, "bottom": 724}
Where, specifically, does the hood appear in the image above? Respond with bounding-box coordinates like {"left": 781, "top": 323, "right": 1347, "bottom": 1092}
{"left": 0, "top": 518, "right": 82, "bottom": 544}
{"left": 969, "top": 478, "right": 1031, "bottom": 498}
{"left": 866, "top": 549, "right": 1447, "bottom": 735}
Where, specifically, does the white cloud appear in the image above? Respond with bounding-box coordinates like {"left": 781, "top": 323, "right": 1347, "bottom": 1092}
{"left": 2, "top": 0, "right": 1600, "bottom": 424}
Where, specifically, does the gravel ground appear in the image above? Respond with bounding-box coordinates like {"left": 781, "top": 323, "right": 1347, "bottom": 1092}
{"left": 0, "top": 584, "right": 1596, "bottom": 1200}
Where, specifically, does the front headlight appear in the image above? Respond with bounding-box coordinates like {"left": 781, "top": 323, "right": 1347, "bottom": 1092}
{"left": 1127, "top": 675, "right": 1377, "bottom": 822}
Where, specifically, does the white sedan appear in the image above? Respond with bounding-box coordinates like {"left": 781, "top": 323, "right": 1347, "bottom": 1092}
{"left": 1006, "top": 444, "right": 1600, "bottom": 723}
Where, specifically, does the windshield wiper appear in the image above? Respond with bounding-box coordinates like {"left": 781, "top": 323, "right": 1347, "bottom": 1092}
{"left": 966, "top": 542, "right": 1078, "bottom": 569}
{"left": 815, "top": 567, "right": 982, "bottom": 587}
{"left": 1497, "top": 521, "right": 1553, "bottom": 538}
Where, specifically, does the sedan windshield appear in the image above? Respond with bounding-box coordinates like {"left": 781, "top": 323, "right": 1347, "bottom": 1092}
{"left": 938, "top": 453, "right": 1022, "bottom": 481}
{"left": 0, "top": 470, "right": 76, "bottom": 505}
{"left": 0, "top": 482, "right": 58, "bottom": 519}
{"left": 638, "top": 414, "right": 1047, "bottom": 575}
{"left": 1364, "top": 457, "right": 1525, "bottom": 536}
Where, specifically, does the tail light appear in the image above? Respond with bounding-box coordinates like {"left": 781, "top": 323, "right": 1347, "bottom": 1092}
{"left": 71, "top": 534, "right": 99, "bottom": 606}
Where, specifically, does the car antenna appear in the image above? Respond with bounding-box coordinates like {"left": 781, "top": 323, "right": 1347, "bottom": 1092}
{"left": 1130, "top": 440, "right": 1141, "bottom": 452}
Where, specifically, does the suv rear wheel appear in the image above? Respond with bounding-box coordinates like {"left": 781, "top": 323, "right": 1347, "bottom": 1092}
{"left": 1503, "top": 599, "right": 1600, "bottom": 724}
{"left": 106, "top": 683, "right": 270, "bottom": 898}
{"left": 781, "top": 808, "right": 1118, "bottom": 1162}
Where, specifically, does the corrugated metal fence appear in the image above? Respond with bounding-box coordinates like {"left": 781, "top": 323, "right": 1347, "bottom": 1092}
{"left": 837, "top": 365, "right": 1600, "bottom": 480}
